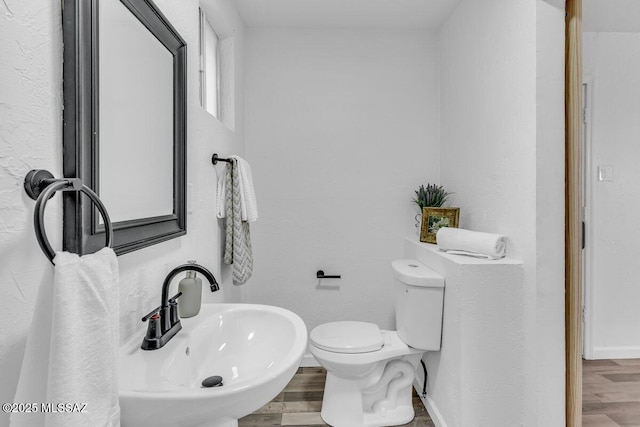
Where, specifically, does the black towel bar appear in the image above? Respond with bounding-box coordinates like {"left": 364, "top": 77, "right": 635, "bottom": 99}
{"left": 211, "top": 153, "right": 232, "bottom": 165}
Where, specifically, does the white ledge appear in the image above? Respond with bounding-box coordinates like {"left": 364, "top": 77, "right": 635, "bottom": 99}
{"left": 404, "top": 237, "right": 522, "bottom": 266}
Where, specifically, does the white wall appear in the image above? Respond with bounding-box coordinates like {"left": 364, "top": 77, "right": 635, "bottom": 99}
{"left": 244, "top": 29, "right": 440, "bottom": 341}
{"left": 438, "top": 0, "right": 565, "bottom": 425}
{"left": 0, "top": 1, "right": 244, "bottom": 425}
{"left": 584, "top": 32, "right": 640, "bottom": 359}
{"left": 439, "top": 0, "right": 537, "bottom": 259}
{"left": 535, "top": 2, "right": 566, "bottom": 426}
{"left": 584, "top": 0, "right": 640, "bottom": 33}
{"left": 407, "top": 240, "right": 525, "bottom": 427}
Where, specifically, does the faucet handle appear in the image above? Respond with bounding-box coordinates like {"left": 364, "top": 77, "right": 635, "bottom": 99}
{"left": 168, "top": 292, "right": 182, "bottom": 326}
{"left": 143, "top": 312, "right": 162, "bottom": 341}
{"left": 168, "top": 292, "right": 183, "bottom": 304}
{"left": 142, "top": 306, "right": 162, "bottom": 322}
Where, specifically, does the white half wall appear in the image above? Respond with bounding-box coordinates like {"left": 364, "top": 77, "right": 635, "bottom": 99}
{"left": 584, "top": 32, "right": 640, "bottom": 359}
{"left": 438, "top": 0, "right": 565, "bottom": 425}
{"left": 0, "top": 1, "right": 245, "bottom": 424}
{"left": 244, "top": 28, "right": 441, "bottom": 334}
{"left": 406, "top": 239, "right": 525, "bottom": 427}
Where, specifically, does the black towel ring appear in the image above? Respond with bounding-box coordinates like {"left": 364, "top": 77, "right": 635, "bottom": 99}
{"left": 24, "top": 169, "right": 113, "bottom": 265}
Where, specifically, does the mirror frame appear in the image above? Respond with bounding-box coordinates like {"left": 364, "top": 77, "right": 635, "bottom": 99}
{"left": 62, "top": 0, "right": 187, "bottom": 256}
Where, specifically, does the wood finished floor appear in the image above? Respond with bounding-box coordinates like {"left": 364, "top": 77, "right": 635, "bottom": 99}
{"left": 583, "top": 359, "right": 640, "bottom": 426}
{"left": 238, "top": 367, "right": 434, "bottom": 427}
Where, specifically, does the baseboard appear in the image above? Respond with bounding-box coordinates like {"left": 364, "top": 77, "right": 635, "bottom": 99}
{"left": 591, "top": 346, "right": 640, "bottom": 360}
{"left": 299, "top": 353, "right": 320, "bottom": 367}
{"left": 413, "top": 379, "right": 447, "bottom": 427}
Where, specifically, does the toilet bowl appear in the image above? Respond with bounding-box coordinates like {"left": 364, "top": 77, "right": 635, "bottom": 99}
{"left": 310, "top": 325, "right": 424, "bottom": 427}
{"left": 309, "top": 260, "right": 444, "bottom": 427}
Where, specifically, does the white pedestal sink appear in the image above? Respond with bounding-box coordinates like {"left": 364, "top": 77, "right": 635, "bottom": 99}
{"left": 119, "top": 304, "right": 307, "bottom": 427}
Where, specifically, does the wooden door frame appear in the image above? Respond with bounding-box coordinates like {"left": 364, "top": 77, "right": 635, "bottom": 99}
{"left": 566, "top": 0, "right": 583, "bottom": 426}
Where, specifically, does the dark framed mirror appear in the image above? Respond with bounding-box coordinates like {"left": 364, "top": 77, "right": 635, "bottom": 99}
{"left": 62, "top": 0, "right": 187, "bottom": 255}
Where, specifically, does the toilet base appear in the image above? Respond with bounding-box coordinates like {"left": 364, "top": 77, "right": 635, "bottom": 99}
{"left": 319, "top": 356, "right": 420, "bottom": 427}
{"left": 322, "top": 401, "right": 414, "bottom": 427}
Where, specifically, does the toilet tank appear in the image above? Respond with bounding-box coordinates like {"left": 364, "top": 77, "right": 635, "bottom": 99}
{"left": 392, "top": 259, "right": 444, "bottom": 351}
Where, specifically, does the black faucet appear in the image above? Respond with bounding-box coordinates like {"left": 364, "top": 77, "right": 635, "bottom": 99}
{"left": 141, "top": 263, "right": 219, "bottom": 350}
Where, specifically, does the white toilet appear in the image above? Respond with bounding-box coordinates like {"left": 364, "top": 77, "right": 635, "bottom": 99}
{"left": 309, "top": 259, "right": 445, "bottom": 427}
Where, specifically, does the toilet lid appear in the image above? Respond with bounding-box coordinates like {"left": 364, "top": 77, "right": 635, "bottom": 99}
{"left": 310, "top": 321, "right": 384, "bottom": 354}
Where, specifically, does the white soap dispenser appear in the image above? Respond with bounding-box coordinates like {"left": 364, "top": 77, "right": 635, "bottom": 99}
{"left": 178, "top": 260, "right": 203, "bottom": 318}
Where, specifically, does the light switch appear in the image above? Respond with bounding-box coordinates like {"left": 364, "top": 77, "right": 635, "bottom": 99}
{"left": 598, "top": 165, "right": 613, "bottom": 182}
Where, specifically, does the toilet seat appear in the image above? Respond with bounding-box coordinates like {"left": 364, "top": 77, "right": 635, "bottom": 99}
{"left": 310, "top": 330, "right": 422, "bottom": 368}
{"left": 310, "top": 321, "right": 384, "bottom": 354}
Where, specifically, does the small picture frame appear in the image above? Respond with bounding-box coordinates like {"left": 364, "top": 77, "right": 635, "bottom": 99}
{"left": 420, "top": 207, "right": 460, "bottom": 244}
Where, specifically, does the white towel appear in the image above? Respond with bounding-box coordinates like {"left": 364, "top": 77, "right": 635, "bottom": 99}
{"left": 231, "top": 156, "right": 259, "bottom": 222}
{"left": 216, "top": 156, "right": 258, "bottom": 222}
{"left": 11, "top": 248, "right": 120, "bottom": 427}
{"left": 216, "top": 169, "right": 227, "bottom": 219}
{"left": 436, "top": 227, "right": 507, "bottom": 260}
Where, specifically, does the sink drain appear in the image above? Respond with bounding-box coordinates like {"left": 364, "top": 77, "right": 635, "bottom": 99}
{"left": 201, "top": 375, "right": 224, "bottom": 388}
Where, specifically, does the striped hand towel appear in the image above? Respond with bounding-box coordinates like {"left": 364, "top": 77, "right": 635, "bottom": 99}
{"left": 223, "top": 159, "right": 253, "bottom": 285}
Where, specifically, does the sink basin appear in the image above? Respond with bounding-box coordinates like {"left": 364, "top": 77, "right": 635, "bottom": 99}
{"left": 119, "top": 303, "right": 307, "bottom": 427}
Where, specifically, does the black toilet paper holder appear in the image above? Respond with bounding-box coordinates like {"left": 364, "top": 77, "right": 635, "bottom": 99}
{"left": 317, "top": 270, "right": 341, "bottom": 279}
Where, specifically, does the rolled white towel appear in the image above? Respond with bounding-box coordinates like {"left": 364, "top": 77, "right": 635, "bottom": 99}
{"left": 436, "top": 227, "right": 507, "bottom": 259}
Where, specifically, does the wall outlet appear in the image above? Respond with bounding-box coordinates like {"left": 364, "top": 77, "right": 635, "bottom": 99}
{"left": 598, "top": 165, "right": 613, "bottom": 182}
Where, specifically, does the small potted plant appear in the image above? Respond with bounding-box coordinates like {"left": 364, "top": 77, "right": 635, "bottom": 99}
{"left": 412, "top": 183, "right": 459, "bottom": 243}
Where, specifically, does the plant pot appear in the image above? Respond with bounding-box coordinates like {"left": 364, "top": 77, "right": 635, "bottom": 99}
{"left": 414, "top": 213, "right": 422, "bottom": 236}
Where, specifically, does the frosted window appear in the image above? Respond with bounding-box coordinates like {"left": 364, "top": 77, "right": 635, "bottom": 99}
{"left": 200, "top": 9, "right": 219, "bottom": 117}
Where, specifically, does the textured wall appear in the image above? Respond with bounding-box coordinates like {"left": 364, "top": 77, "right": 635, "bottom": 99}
{"left": 439, "top": 0, "right": 537, "bottom": 260}
{"left": 534, "top": 2, "right": 566, "bottom": 426}
{"left": 244, "top": 29, "right": 440, "bottom": 356}
{"left": 1, "top": 2, "right": 65, "bottom": 420}
{"left": 0, "top": 1, "right": 245, "bottom": 424}
{"left": 406, "top": 239, "right": 525, "bottom": 427}
{"left": 584, "top": 32, "right": 640, "bottom": 359}
{"left": 438, "top": 0, "right": 565, "bottom": 425}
